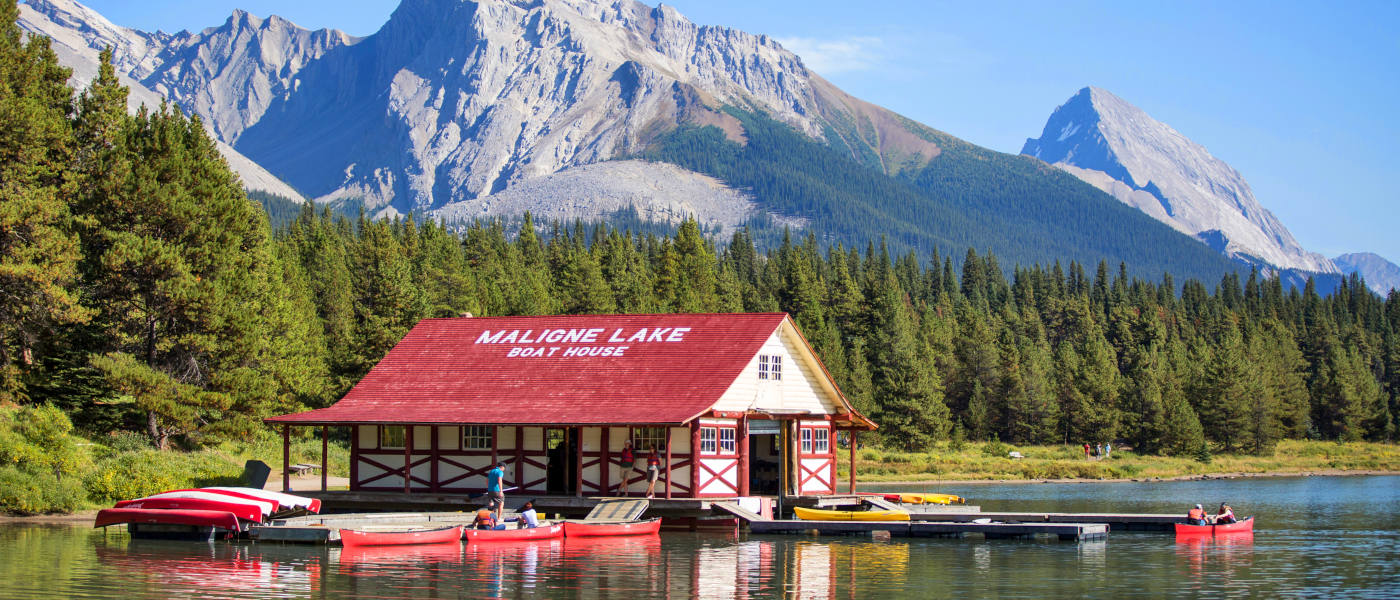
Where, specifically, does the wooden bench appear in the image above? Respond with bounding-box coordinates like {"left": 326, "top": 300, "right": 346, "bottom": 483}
{"left": 287, "top": 463, "right": 320, "bottom": 475}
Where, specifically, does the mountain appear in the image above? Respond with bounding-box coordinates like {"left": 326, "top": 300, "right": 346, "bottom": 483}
{"left": 1022, "top": 87, "right": 1337, "bottom": 276}
{"left": 20, "top": 0, "right": 1251, "bottom": 285}
{"left": 17, "top": 0, "right": 305, "bottom": 200}
{"left": 1334, "top": 253, "right": 1400, "bottom": 295}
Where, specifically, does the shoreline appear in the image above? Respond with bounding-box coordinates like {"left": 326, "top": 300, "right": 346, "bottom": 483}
{"left": 862, "top": 468, "right": 1400, "bottom": 487}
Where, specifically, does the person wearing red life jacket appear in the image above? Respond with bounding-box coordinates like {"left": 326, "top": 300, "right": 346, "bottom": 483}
{"left": 1186, "top": 503, "right": 1208, "bottom": 526}
{"left": 644, "top": 447, "right": 662, "bottom": 498}
{"left": 615, "top": 441, "right": 635, "bottom": 496}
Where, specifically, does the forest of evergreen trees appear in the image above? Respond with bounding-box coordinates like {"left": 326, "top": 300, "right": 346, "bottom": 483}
{"left": 2, "top": 3, "right": 1396, "bottom": 458}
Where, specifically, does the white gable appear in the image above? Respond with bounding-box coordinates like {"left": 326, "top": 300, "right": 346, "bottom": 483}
{"left": 712, "top": 319, "right": 844, "bottom": 415}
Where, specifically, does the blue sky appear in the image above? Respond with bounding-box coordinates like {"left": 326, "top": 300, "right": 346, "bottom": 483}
{"left": 72, "top": 0, "right": 1400, "bottom": 264}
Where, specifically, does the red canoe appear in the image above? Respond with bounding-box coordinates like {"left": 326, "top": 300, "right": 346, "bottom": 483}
{"left": 562, "top": 518, "right": 662, "bottom": 538}
{"left": 95, "top": 508, "right": 243, "bottom": 531}
{"left": 145, "top": 490, "right": 278, "bottom": 517}
{"left": 464, "top": 523, "right": 564, "bottom": 542}
{"left": 339, "top": 526, "right": 464, "bottom": 547}
{"left": 1174, "top": 516, "right": 1254, "bottom": 535}
{"left": 112, "top": 497, "right": 263, "bottom": 523}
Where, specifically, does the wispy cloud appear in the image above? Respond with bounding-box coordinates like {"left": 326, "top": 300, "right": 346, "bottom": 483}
{"left": 775, "top": 36, "right": 887, "bottom": 75}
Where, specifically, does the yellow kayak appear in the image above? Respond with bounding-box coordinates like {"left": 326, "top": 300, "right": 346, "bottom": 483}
{"left": 793, "top": 507, "right": 911, "bottom": 521}
{"left": 882, "top": 493, "right": 966, "bottom": 505}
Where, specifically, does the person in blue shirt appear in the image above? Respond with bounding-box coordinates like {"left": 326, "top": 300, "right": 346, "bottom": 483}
{"left": 486, "top": 461, "right": 505, "bottom": 521}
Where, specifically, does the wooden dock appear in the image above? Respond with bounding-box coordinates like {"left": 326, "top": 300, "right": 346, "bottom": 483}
{"left": 905, "top": 511, "right": 1180, "bottom": 532}
{"left": 748, "top": 519, "right": 1107, "bottom": 541}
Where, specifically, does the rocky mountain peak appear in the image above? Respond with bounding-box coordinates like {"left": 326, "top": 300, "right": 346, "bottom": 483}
{"left": 1023, "top": 86, "right": 1337, "bottom": 274}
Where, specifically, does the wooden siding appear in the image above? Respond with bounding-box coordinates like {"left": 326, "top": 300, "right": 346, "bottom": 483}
{"left": 713, "top": 321, "right": 842, "bottom": 415}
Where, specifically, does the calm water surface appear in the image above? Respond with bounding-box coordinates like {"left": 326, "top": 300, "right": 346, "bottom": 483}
{"left": 3, "top": 475, "right": 1397, "bottom": 599}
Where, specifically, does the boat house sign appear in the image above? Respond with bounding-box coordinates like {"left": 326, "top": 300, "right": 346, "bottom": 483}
{"left": 475, "top": 326, "right": 693, "bottom": 359}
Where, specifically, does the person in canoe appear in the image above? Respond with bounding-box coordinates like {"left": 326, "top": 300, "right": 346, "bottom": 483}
{"left": 1215, "top": 502, "right": 1237, "bottom": 524}
{"left": 513, "top": 500, "right": 540, "bottom": 529}
{"left": 473, "top": 507, "right": 505, "bottom": 530}
{"left": 644, "top": 447, "right": 662, "bottom": 498}
{"left": 1186, "top": 503, "right": 1208, "bottom": 526}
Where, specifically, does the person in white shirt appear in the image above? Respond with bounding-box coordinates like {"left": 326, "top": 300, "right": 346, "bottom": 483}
{"left": 517, "top": 500, "right": 540, "bottom": 529}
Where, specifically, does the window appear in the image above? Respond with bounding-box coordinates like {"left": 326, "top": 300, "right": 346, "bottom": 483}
{"left": 813, "top": 428, "right": 829, "bottom": 454}
{"left": 380, "top": 425, "right": 405, "bottom": 449}
{"left": 462, "top": 425, "right": 492, "bottom": 450}
{"left": 700, "top": 427, "right": 717, "bottom": 454}
{"left": 719, "top": 428, "right": 736, "bottom": 454}
{"left": 800, "top": 427, "right": 812, "bottom": 453}
{"left": 631, "top": 427, "right": 667, "bottom": 453}
{"left": 759, "top": 354, "right": 783, "bottom": 381}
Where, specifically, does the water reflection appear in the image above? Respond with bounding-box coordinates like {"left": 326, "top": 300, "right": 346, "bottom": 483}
{"left": 3, "top": 477, "right": 1397, "bottom": 599}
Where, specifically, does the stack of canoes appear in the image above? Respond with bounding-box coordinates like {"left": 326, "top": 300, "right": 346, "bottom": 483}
{"left": 339, "top": 518, "right": 662, "bottom": 547}
{"left": 95, "top": 487, "right": 321, "bottom": 535}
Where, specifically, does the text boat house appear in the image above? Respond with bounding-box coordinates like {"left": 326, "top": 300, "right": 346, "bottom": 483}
{"left": 267, "top": 313, "right": 875, "bottom": 499}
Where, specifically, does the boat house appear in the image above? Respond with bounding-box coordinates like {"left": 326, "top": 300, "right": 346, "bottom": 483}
{"left": 267, "top": 313, "right": 875, "bottom": 499}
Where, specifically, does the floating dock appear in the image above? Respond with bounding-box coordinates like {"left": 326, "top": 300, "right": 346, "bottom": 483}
{"left": 905, "top": 511, "right": 1180, "bottom": 532}
{"left": 748, "top": 519, "right": 1108, "bottom": 541}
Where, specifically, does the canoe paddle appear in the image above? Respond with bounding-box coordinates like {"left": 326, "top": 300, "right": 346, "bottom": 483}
{"left": 466, "top": 486, "right": 519, "bottom": 500}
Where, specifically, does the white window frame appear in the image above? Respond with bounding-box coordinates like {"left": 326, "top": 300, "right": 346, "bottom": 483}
{"left": 379, "top": 425, "right": 405, "bottom": 450}
{"left": 719, "top": 428, "right": 737, "bottom": 454}
{"left": 800, "top": 427, "right": 812, "bottom": 453}
{"left": 462, "top": 425, "right": 492, "bottom": 450}
{"left": 813, "top": 427, "right": 829, "bottom": 454}
{"left": 700, "top": 427, "right": 718, "bottom": 455}
{"left": 758, "top": 355, "right": 770, "bottom": 380}
{"left": 770, "top": 355, "right": 782, "bottom": 381}
{"left": 631, "top": 427, "right": 667, "bottom": 453}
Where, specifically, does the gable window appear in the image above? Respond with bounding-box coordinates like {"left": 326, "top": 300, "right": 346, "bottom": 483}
{"left": 813, "top": 428, "right": 829, "bottom": 454}
{"left": 462, "top": 425, "right": 492, "bottom": 450}
{"left": 700, "top": 427, "right": 718, "bottom": 455}
{"left": 759, "top": 354, "right": 782, "bottom": 381}
{"left": 719, "top": 428, "right": 737, "bottom": 454}
{"left": 800, "top": 427, "right": 812, "bottom": 453}
{"left": 380, "top": 425, "right": 405, "bottom": 449}
{"left": 631, "top": 427, "right": 667, "bottom": 453}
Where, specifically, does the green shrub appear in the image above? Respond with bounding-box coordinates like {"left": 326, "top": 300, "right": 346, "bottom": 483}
{"left": 102, "top": 431, "right": 152, "bottom": 455}
{"left": 981, "top": 436, "right": 1011, "bottom": 458}
{"left": 84, "top": 450, "right": 242, "bottom": 504}
{"left": 0, "top": 466, "right": 85, "bottom": 515}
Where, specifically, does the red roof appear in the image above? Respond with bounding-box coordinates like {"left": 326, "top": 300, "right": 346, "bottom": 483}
{"left": 269, "top": 313, "right": 813, "bottom": 426}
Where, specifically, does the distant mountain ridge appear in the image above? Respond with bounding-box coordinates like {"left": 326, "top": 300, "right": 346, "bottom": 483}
{"left": 1023, "top": 87, "right": 1337, "bottom": 275}
{"left": 22, "top": 0, "right": 1268, "bottom": 288}
{"left": 1334, "top": 253, "right": 1400, "bottom": 295}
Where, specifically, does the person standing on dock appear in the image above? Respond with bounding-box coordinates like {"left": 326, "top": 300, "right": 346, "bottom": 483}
{"left": 486, "top": 461, "right": 506, "bottom": 521}
{"left": 615, "top": 440, "right": 635, "bottom": 496}
{"left": 645, "top": 447, "right": 662, "bottom": 498}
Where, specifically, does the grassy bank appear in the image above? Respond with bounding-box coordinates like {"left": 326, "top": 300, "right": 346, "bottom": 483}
{"left": 1, "top": 404, "right": 349, "bottom": 515}
{"left": 837, "top": 440, "right": 1400, "bottom": 483}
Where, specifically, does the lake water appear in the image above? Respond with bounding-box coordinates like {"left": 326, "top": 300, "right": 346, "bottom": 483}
{"left": 3, "top": 475, "right": 1397, "bottom": 598}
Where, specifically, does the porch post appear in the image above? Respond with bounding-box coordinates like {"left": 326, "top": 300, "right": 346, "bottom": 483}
{"left": 514, "top": 426, "right": 525, "bottom": 490}
{"left": 849, "top": 430, "right": 858, "bottom": 494}
{"left": 737, "top": 415, "right": 750, "bottom": 497}
{"left": 686, "top": 422, "right": 699, "bottom": 499}
{"left": 281, "top": 424, "right": 291, "bottom": 492}
{"left": 574, "top": 427, "right": 584, "bottom": 498}
{"left": 403, "top": 426, "right": 412, "bottom": 494}
{"left": 321, "top": 425, "right": 328, "bottom": 492}
{"left": 601, "top": 427, "right": 611, "bottom": 496}
{"left": 668, "top": 426, "right": 678, "bottom": 500}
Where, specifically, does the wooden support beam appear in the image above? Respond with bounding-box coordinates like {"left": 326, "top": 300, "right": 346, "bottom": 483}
{"left": 685, "top": 423, "right": 698, "bottom": 500}
{"left": 320, "top": 426, "right": 328, "bottom": 492}
{"left": 849, "top": 430, "right": 858, "bottom": 494}
{"left": 282, "top": 424, "right": 291, "bottom": 492}
{"left": 666, "top": 427, "right": 676, "bottom": 500}
{"left": 600, "top": 426, "right": 611, "bottom": 495}
{"left": 514, "top": 426, "right": 525, "bottom": 490}
{"left": 738, "top": 415, "right": 750, "bottom": 497}
{"left": 574, "top": 427, "right": 583, "bottom": 498}
{"left": 403, "top": 426, "right": 412, "bottom": 494}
